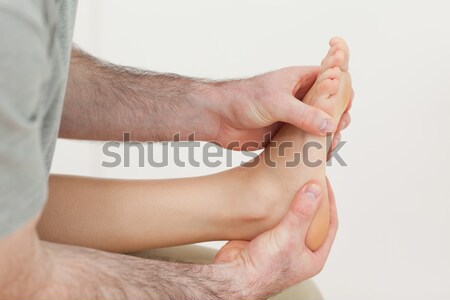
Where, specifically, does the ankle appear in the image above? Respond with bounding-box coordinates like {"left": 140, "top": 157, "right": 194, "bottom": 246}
{"left": 224, "top": 166, "right": 286, "bottom": 240}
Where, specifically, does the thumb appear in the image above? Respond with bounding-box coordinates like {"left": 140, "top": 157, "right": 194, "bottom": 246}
{"left": 214, "top": 240, "right": 248, "bottom": 263}
{"left": 277, "top": 98, "right": 336, "bottom": 136}
{"left": 272, "top": 181, "right": 323, "bottom": 247}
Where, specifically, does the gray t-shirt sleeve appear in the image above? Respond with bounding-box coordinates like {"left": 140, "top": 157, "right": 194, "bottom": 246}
{"left": 0, "top": 3, "right": 48, "bottom": 238}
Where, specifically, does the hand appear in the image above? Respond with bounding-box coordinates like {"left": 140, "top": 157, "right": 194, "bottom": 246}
{"left": 212, "top": 179, "right": 338, "bottom": 300}
{"left": 207, "top": 66, "right": 353, "bottom": 150}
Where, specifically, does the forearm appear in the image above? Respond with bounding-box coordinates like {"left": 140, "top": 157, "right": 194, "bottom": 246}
{"left": 61, "top": 47, "right": 223, "bottom": 141}
{"left": 40, "top": 241, "right": 232, "bottom": 300}
{"left": 38, "top": 172, "right": 253, "bottom": 252}
{"left": 1, "top": 218, "right": 233, "bottom": 300}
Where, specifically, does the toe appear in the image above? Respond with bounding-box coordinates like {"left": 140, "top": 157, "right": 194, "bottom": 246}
{"left": 317, "top": 66, "right": 341, "bottom": 83}
{"left": 329, "top": 37, "right": 347, "bottom": 48}
{"left": 334, "top": 50, "right": 347, "bottom": 70}
{"left": 321, "top": 51, "right": 345, "bottom": 71}
{"left": 327, "top": 46, "right": 349, "bottom": 70}
{"left": 327, "top": 41, "right": 348, "bottom": 56}
{"left": 328, "top": 37, "right": 349, "bottom": 71}
{"left": 317, "top": 78, "right": 340, "bottom": 97}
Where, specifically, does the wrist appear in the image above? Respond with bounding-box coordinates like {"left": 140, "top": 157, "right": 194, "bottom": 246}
{"left": 210, "top": 261, "right": 272, "bottom": 300}
{"left": 199, "top": 78, "right": 259, "bottom": 142}
{"left": 0, "top": 217, "right": 57, "bottom": 299}
{"left": 207, "top": 78, "right": 254, "bottom": 119}
{"left": 156, "top": 79, "right": 224, "bottom": 142}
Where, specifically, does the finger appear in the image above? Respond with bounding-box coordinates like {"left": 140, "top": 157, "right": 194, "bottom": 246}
{"left": 273, "top": 182, "right": 323, "bottom": 247}
{"left": 326, "top": 147, "right": 332, "bottom": 162}
{"left": 275, "top": 97, "right": 336, "bottom": 136}
{"left": 345, "top": 89, "right": 354, "bottom": 113}
{"left": 326, "top": 131, "right": 340, "bottom": 159}
{"left": 335, "top": 88, "right": 353, "bottom": 134}
{"left": 334, "top": 88, "right": 353, "bottom": 136}
{"left": 313, "top": 177, "right": 339, "bottom": 262}
{"left": 292, "top": 66, "right": 321, "bottom": 100}
{"left": 331, "top": 132, "right": 341, "bottom": 151}
{"left": 337, "top": 112, "right": 351, "bottom": 132}
{"left": 214, "top": 240, "right": 249, "bottom": 263}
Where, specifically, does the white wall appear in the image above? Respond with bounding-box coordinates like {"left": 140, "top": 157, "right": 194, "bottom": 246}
{"left": 52, "top": 0, "right": 450, "bottom": 299}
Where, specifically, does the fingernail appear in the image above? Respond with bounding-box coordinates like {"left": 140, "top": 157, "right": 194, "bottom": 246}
{"left": 320, "top": 119, "right": 335, "bottom": 135}
{"left": 341, "top": 120, "right": 348, "bottom": 130}
{"left": 304, "top": 183, "right": 321, "bottom": 201}
{"left": 333, "top": 133, "right": 341, "bottom": 148}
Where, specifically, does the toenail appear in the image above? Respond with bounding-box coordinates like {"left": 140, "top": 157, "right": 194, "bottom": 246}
{"left": 320, "top": 119, "right": 335, "bottom": 134}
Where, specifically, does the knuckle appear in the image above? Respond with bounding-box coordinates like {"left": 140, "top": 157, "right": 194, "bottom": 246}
{"left": 272, "top": 96, "right": 294, "bottom": 123}
{"left": 304, "top": 105, "right": 320, "bottom": 122}
{"left": 291, "top": 101, "right": 309, "bottom": 128}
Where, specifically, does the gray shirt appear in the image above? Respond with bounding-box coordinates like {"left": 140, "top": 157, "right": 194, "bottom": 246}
{"left": 0, "top": 0, "right": 77, "bottom": 238}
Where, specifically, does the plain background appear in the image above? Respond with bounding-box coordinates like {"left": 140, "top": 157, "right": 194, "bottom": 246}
{"left": 51, "top": 0, "right": 450, "bottom": 299}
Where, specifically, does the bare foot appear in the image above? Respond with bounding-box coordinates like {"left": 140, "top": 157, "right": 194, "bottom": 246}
{"left": 249, "top": 37, "right": 352, "bottom": 250}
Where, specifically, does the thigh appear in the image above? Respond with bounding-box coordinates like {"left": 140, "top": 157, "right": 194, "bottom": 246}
{"left": 129, "top": 245, "right": 323, "bottom": 300}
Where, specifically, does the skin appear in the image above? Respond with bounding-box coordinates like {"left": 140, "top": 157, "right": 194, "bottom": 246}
{"left": 62, "top": 48, "right": 346, "bottom": 144}
{"left": 0, "top": 180, "right": 337, "bottom": 300}
{"left": 38, "top": 43, "right": 353, "bottom": 252}
{"left": 214, "top": 179, "right": 339, "bottom": 300}
{"left": 39, "top": 174, "right": 260, "bottom": 252}
{"left": 250, "top": 37, "right": 352, "bottom": 250}
{"left": 1, "top": 33, "right": 353, "bottom": 298}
